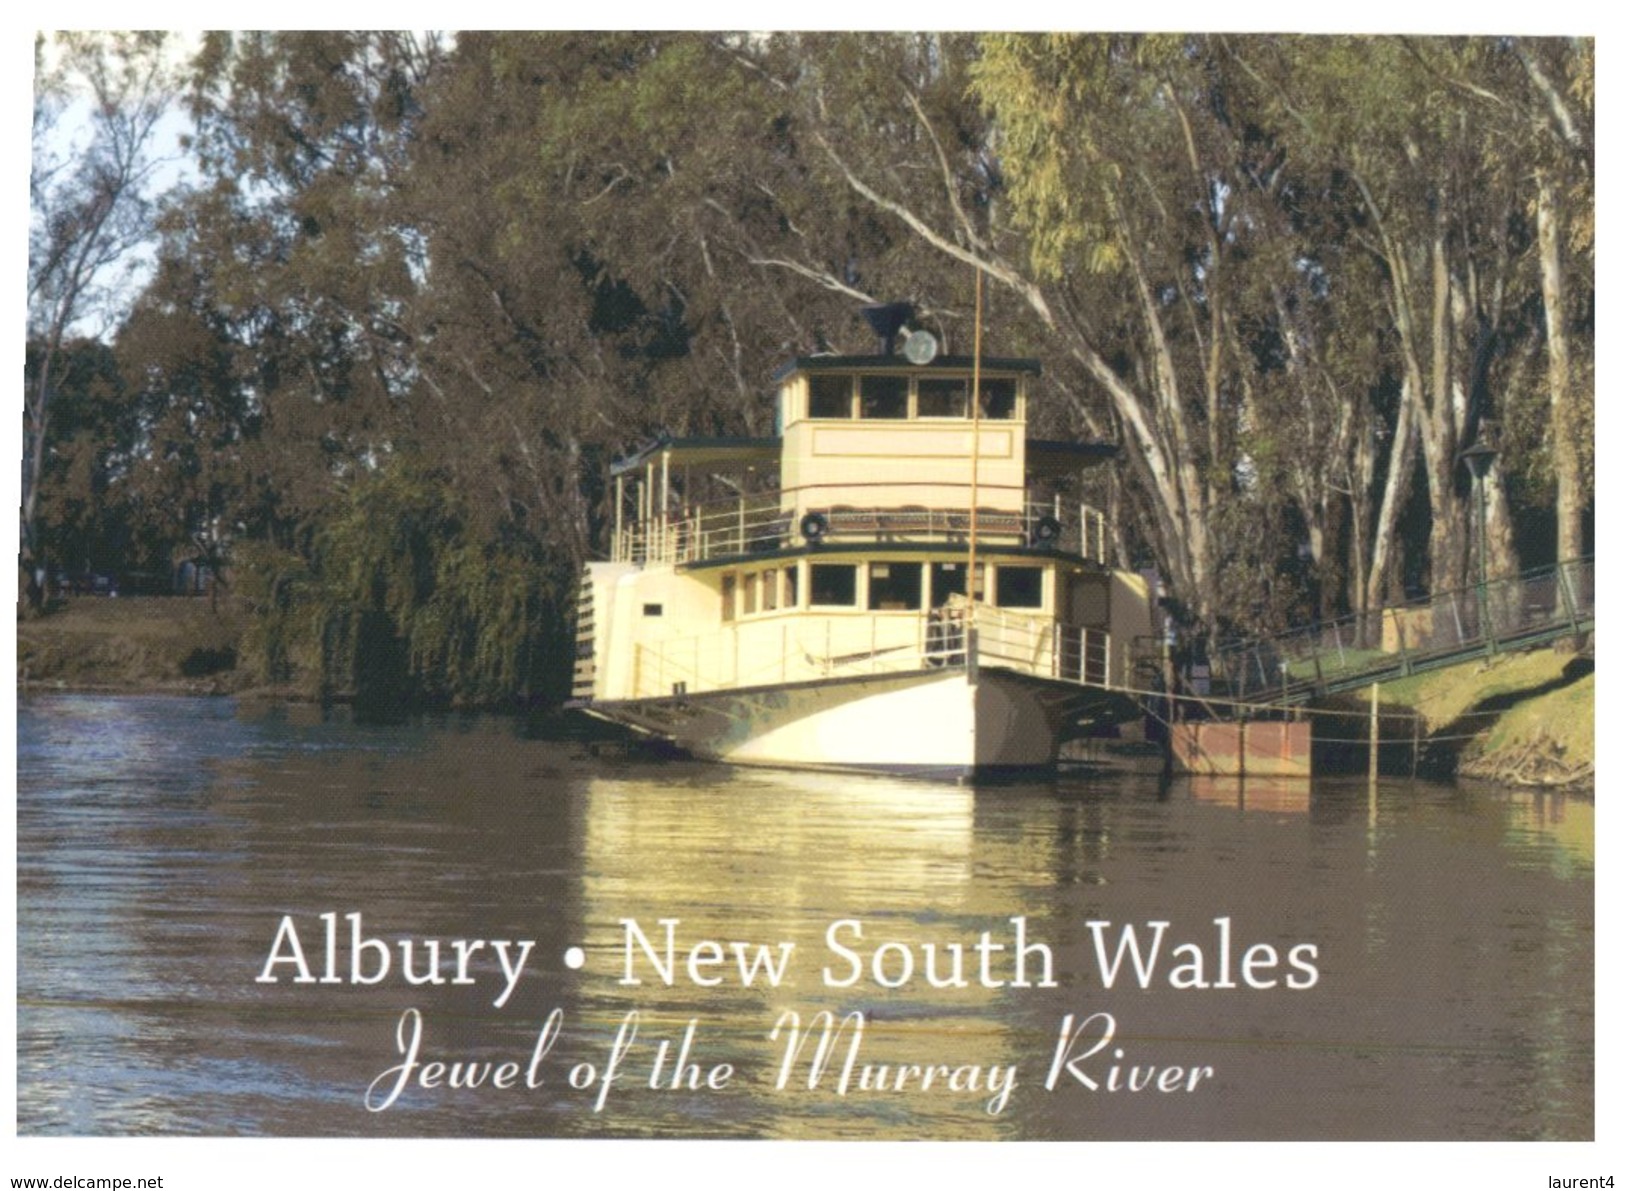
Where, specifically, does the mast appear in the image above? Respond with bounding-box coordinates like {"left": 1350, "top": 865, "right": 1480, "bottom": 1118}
{"left": 967, "top": 267, "right": 983, "bottom": 615}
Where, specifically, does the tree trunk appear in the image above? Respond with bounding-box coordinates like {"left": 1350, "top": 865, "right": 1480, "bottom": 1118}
{"left": 20, "top": 337, "right": 59, "bottom": 616}
{"left": 1537, "top": 170, "right": 1584, "bottom": 566}
{"left": 1417, "top": 220, "right": 1471, "bottom": 594}
{"left": 1364, "top": 379, "right": 1418, "bottom": 618}
{"left": 1484, "top": 457, "right": 1519, "bottom": 586}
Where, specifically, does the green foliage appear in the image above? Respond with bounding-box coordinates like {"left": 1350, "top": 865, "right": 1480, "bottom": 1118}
{"left": 233, "top": 539, "right": 323, "bottom": 688}
{"left": 971, "top": 34, "right": 1158, "bottom": 280}
{"left": 235, "top": 461, "right": 571, "bottom": 704}
{"left": 28, "top": 338, "right": 157, "bottom": 576}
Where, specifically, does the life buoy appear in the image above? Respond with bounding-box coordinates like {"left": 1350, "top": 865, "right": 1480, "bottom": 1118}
{"left": 800, "top": 511, "right": 830, "bottom": 543}
{"left": 1032, "top": 515, "right": 1062, "bottom": 546}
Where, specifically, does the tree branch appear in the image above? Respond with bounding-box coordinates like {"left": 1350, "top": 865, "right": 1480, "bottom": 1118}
{"left": 902, "top": 88, "right": 985, "bottom": 253}
{"left": 1514, "top": 42, "right": 1586, "bottom": 151}
{"left": 810, "top": 128, "right": 1055, "bottom": 328}
{"left": 743, "top": 254, "right": 874, "bottom": 304}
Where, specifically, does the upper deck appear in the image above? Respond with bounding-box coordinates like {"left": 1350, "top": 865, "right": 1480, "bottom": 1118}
{"left": 608, "top": 353, "right": 1117, "bottom": 567}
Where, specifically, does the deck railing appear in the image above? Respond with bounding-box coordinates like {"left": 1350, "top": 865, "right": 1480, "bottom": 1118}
{"left": 614, "top": 493, "right": 1111, "bottom": 566}
{"left": 1208, "top": 558, "right": 1594, "bottom": 704}
{"left": 626, "top": 604, "right": 1113, "bottom": 699}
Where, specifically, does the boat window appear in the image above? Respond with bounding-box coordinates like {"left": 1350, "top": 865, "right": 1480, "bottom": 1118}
{"left": 929, "top": 561, "right": 965, "bottom": 608}
{"left": 643, "top": 603, "right": 664, "bottom": 617}
{"left": 783, "top": 564, "right": 799, "bottom": 608}
{"left": 742, "top": 571, "right": 758, "bottom": 615}
{"left": 917, "top": 377, "right": 969, "bottom": 418}
{"left": 859, "top": 375, "right": 908, "bottom": 419}
{"left": 809, "top": 374, "right": 853, "bottom": 419}
{"left": 868, "top": 562, "right": 922, "bottom": 611}
{"left": 979, "top": 378, "right": 1018, "bottom": 419}
{"left": 929, "top": 561, "right": 984, "bottom": 606}
{"left": 721, "top": 573, "right": 736, "bottom": 621}
{"left": 809, "top": 563, "right": 858, "bottom": 607}
{"left": 760, "top": 568, "right": 779, "bottom": 612}
{"left": 995, "top": 565, "right": 1044, "bottom": 608}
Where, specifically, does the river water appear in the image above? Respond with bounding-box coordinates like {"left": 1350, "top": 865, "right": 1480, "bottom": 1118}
{"left": 15, "top": 694, "right": 1593, "bottom": 1140}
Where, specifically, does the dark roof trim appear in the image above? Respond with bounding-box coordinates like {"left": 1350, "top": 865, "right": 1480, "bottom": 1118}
{"left": 610, "top": 434, "right": 781, "bottom": 478}
{"left": 1027, "top": 435, "right": 1118, "bottom": 474}
{"left": 773, "top": 355, "right": 1042, "bottom": 382}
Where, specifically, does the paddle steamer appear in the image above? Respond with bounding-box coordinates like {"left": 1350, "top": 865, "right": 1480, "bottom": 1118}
{"left": 570, "top": 310, "right": 1157, "bottom": 778}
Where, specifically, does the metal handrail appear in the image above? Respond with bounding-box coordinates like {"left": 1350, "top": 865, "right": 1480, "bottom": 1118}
{"left": 1206, "top": 558, "right": 1594, "bottom": 704}
{"left": 626, "top": 605, "right": 1116, "bottom": 699}
{"left": 613, "top": 492, "right": 1113, "bottom": 565}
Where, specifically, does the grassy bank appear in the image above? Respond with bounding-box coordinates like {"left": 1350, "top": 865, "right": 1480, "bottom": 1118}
{"left": 18, "top": 596, "right": 251, "bottom": 696}
{"left": 1354, "top": 646, "right": 1594, "bottom": 788}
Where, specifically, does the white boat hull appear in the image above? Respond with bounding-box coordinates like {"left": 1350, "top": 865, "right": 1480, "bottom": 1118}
{"left": 579, "top": 666, "right": 1126, "bottom": 780}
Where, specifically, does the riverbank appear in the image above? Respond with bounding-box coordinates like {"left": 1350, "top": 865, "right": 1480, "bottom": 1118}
{"left": 1354, "top": 646, "right": 1594, "bottom": 789}
{"left": 18, "top": 595, "right": 254, "bottom": 697}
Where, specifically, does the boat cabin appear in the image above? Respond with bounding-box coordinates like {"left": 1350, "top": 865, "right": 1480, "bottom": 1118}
{"left": 573, "top": 353, "right": 1154, "bottom": 709}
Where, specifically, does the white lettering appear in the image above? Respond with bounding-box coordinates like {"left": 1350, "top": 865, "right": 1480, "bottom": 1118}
{"left": 256, "top": 914, "right": 316, "bottom": 984}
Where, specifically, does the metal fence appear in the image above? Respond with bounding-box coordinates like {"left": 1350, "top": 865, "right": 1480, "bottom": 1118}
{"left": 613, "top": 494, "right": 1111, "bottom": 565}
{"left": 1209, "top": 558, "right": 1594, "bottom": 704}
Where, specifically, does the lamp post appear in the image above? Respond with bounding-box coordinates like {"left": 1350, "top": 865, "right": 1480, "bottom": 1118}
{"left": 1458, "top": 441, "right": 1498, "bottom": 653}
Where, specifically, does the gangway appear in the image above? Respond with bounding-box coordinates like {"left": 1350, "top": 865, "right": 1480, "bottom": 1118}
{"left": 1206, "top": 558, "right": 1594, "bottom": 708}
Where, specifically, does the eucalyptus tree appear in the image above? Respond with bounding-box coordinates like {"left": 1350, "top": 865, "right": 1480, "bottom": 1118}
{"left": 24, "top": 338, "right": 147, "bottom": 579}
{"left": 177, "top": 31, "right": 445, "bottom": 533}
{"left": 1363, "top": 38, "right": 1594, "bottom": 574}
{"left": 1521, "top": 38, "right": 1594, "bottom": 569}
{"left": 1471, "top": 37, "right": 1592, "bottom": 567}
{"left": 399, "top": 31, "right": 675, "bottom": 567}
{"left": 1230, "top": 36, "right": 1564, "bottom": 609}
{"left": 111, "top": 29, "right": 1589, "bottom": 697}
{"left": 112, "top": 254, "right": 260, "bottom": 583}
{"left": 678, "top": 32, "right": 1370, "bottom": 630}
{"left": 406, "top": 33, "right": 1030, "bottom": 541}
{"left": 959, "top": 35, "right": 1296, "bottom": 627}
{"left": 25, "top": 32, "right": 181, "bottom": 609}
{"left": 160, "top": 31, "right": 530, "bottom": 699}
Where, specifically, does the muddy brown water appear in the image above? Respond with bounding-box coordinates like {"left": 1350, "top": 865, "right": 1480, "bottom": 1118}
{"left": 17, "top": 695, "right": 1592, "bottom": 1139}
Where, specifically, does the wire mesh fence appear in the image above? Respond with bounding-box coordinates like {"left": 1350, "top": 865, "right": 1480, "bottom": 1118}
{"left": 1209, "top": 559, "right": 1593, "bottom": 704}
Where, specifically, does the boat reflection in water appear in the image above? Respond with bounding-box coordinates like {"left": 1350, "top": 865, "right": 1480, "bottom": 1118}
{"left": 573, "top": 769, "right": 1032, "bottom": 1138}
{"left": 1185, "top": 775, "right": 1312, "bottom": 816}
